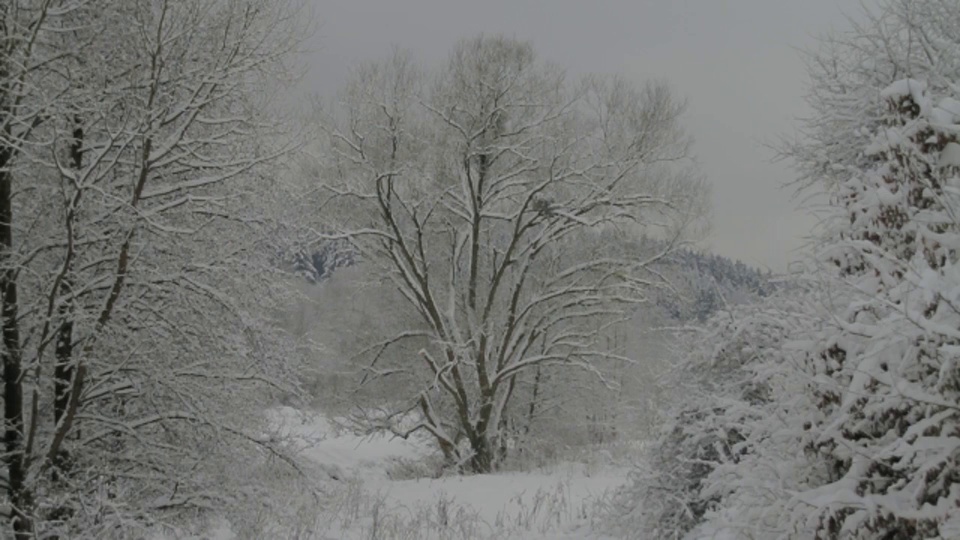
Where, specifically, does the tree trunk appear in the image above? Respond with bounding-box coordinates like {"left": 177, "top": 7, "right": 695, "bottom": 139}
{"left": 467, "top": 434, "right": 496, "bottom": 474}
{"left": 1, "top": 141, "right": 34, "bottom": 537}
{"left": 52, "top": 119, "right": 82, "bottom": 480}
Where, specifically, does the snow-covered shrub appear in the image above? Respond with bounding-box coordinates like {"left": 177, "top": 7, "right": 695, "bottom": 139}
{"left": 608, "top": 288, "right": 822, "bottom": 539}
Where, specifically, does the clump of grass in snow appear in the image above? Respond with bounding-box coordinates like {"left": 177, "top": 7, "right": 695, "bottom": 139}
{"left": 318, "top": 484, "right": 488, "bottom": 540}
{"left": 316, "top": 475, "right": 617, "bottom": 539}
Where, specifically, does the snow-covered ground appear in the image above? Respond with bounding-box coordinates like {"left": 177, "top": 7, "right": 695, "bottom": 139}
{"left": 160, "top": 407, "right": 626, "bottom": 539}
{"left": 266, "top": 407, "right": 431, "bottom": 480}
{"left": 269, "top": 406, "right": 625, "bottom": 539}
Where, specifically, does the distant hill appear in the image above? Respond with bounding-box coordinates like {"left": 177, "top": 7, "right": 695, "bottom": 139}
{"left": 284, "top": 239, "right": 774, "bottom": 322}
{"left": 652, "top": 247, "right": 775, "bottom": 322}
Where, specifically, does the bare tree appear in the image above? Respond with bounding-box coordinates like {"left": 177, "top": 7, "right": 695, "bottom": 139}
{"left": 1, "top": 0, "right": 309, "bottom": 536}
{"left": 319, "top": 37, "right": 707, "bottom": 473}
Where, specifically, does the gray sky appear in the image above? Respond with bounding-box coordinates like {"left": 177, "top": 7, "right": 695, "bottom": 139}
{"left": 302, "top": 0, "right": 859, "bottom": 270}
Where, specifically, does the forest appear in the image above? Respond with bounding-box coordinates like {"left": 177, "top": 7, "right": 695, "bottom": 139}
{"left": 1, "top": 0, "right": 958, "bottom": 538}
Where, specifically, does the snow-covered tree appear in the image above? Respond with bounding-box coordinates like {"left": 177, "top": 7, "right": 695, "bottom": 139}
{"left": 615, "top": 1, "right": 960, "bottom": 538}
{"left": 316, "top": 37, "right": 707, "bottom": 473}
{"left": 2, "top": 1, "right": 309, "bottom": 536}
{"left": 784, "top": 2, "right": 960, "bottom": 535}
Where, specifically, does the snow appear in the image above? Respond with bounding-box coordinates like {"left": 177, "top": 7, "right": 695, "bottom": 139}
{"left": 880, "top": 78, "right": 928, "bottom": 105}
{"left": 190, "top": 407, "right": 627, "bottom": 539}
{"left": 939, "top": 142, "right": 960, "bottom": 168}
{"left": 932, "top": 97, "right": 960, "bottom": 126}
{"left": 371, "top": 463, "right": 626, "bottom": 528}
{"left": 266, "top": 406, "right": 429, "bottom": 479}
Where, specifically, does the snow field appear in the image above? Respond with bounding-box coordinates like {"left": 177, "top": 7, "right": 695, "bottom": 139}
{"left": 268, "top": 406, "right": 626, "bottom": 539}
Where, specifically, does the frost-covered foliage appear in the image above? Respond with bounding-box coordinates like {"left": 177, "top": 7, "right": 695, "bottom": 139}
{"left": 616, "top": 1, "right": 960, "bottom": 538}
{"left": 609, "top": 288, "right": 824, "bottom": 539}
{"left": 1, "top": 1, "right": 309, "bottom": 536}
{"left": 785, "top": 1, "right": 960, "bottom": 535}
{"left": 792, "top": 29, "right": 960, "bottom": 540}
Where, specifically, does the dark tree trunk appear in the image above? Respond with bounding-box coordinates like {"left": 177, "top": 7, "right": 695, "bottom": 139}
{"left": 1, "top": 140, "right": 34, "bottom": 538}
{"left": 467, "top": 434, "right": 496, "bottom": 474}
{"left": 52, "top": 120, "right": 82, "bottom": 479}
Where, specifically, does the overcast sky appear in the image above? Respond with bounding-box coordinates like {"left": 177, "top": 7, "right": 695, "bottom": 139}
{"left": 302, "top": 0, "right": 861, "bottom": 270}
